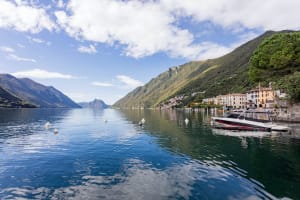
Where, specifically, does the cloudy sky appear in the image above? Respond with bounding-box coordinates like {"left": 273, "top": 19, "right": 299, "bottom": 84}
{"left": 0, "top": 0, "right": 299, "bottom": 104}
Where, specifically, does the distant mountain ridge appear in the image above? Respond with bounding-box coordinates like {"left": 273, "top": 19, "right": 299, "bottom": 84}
{"left": 0, "top": 74, "right": 80, "bottom": 108}
{"left": 114, "top": 30, "right": 296, "bottom": 108}
{"left": 79, "top": 99, "right": 109, "bottom": 109}
{"left": 0, "top": 86, "right": 36, "bottom": 108}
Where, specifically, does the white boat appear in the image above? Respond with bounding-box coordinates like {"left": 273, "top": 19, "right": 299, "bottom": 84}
{"left": 211, "top": 116, "right": 290, "bottom": 132}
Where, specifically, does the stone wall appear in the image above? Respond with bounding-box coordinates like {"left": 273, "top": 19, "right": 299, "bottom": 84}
{"left": 276, "top": 103, "right": 300, "bottom": 122}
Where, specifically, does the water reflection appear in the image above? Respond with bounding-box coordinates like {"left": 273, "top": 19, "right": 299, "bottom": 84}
{"left": 1, "top": 158, "right": 278, "bottom": 200}
{"left": 119, "top": 109, "right": 300, "bottom": 199}
{"left": 211, "top": 129, "right": 271, "bottom": 138}
{"left": 0, "top": 108, "right": 299, "bottom": 199}
{"left": 0, "top": 108, "right": 70, "bottom": 124}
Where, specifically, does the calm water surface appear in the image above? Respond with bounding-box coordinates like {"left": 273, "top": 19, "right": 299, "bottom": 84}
{"left": 0, "top": 108, "right": 299, "bottom": 200}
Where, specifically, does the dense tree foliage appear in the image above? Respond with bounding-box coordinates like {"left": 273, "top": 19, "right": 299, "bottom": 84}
{"left": 249, "top": 32, "right": 300, "bottom": 102}
{"left": 277, "top": 72, "right": 300, "bottom": 102}
{"left": 249, "top": 32, "right": 300, "bottom": 83}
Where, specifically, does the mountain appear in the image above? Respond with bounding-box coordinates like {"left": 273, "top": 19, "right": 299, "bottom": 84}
{"left": 78, "top": 99, "right": 109, "bottom": 109}
{"left": 114, "top": 30, "right": 295, "bottom": 108}
{"left": 0, "top": 86, "right": 36, "bottom": 108}
{"left": 0, "top": 74, "right": 80, "bottom": 108}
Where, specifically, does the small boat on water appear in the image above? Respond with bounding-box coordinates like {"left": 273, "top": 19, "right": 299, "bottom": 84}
{"left": 211, "top": 110, "right": 290, "bottom": 132}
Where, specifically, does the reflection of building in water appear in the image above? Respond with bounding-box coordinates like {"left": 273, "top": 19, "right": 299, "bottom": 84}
{"left": 241, "top": 137, "right": 248, "bottom": 149}
{"left": 161, "top": 109, "right": 180, "bottom": 121}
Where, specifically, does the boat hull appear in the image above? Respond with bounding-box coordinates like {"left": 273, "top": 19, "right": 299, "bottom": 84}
{"left": 211, "top": 117, "right": 289, "bottom": 132}
{"left": 213, "top": 118, "right": 271, "bottom": 131}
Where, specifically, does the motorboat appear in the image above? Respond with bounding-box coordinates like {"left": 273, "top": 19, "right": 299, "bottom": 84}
{"left": 211, "top": 110, "right": 290, "bottom": 132}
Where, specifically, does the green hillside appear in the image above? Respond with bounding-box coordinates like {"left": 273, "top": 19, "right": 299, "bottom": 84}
{"left": 115, "top": 30, "right": 293, "bottom": 108}
{"left": 114, "top": 61, "right": 205, "bottom": 108}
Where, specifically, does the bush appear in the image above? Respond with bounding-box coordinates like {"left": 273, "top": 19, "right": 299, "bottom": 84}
{"left": 276, "top": 72, "right": 300, "bottom": 102}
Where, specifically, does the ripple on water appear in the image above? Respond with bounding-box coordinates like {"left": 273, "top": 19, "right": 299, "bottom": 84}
{"left": 0, "top": 158, "right": 279, "bottom": 200}
{"left": 0, "top": 109, "right": 299, "bottom": 200}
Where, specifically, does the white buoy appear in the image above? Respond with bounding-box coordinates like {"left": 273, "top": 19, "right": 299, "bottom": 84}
{"left": 53, "top": 129, "right": 59, "bottom": 134}
{"left": 184, "top": 118, "right": 189, "bottom": 125}
{"left": 104, "top": 119, "right": 108, "bottom": 123}
{"left": 139, "top": 118, "right": 145, "bottom": 126}
{"left": 45, "top": 121, "right": 51, "bottom": 129}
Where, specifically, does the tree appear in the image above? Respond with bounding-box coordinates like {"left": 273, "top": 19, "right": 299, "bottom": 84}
{"left": 249, "top": 32, "right": 300, "bottom": 83}
{"left": 276, "top": 72, "right": 300, "bottom": 102}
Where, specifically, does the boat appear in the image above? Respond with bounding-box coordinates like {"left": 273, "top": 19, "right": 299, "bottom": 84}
{"left": 211, "top": 110, "right": 290, "bottom": 132}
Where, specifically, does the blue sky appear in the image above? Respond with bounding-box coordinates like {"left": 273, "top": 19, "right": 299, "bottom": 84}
{"left": 0, "top": 0, "right": 299, "bottom": 104}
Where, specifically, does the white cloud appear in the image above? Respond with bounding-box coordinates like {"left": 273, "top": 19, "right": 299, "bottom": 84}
{"left": 116, "top": 75, "right": 143, "bottom": 89}
{"left": 1, "top": 0, "right": 299, "bottom": 60}
{"left": 54, "top": 0, "right": 300, "bottom": 60}
{"left": 57, "top": 0, "right": 64, "bottom": 8}
{"left": 161, "top": 0, "right": 300, "bottom": 31}
{"left": 0, "top": 46, "right": 15, "bottom": 53}
{"left": 12, "top": 68, "right": 76, "bottom": 79}
{"left": 91, "top": 81, "right": 113, "bottom": 87}
{"left": 9, "top": 54, "right": 36, "bottom": 62}
{"left": 193, "top": 31, "right": 259, "bottom": 60}
{"left": 77, "top": 44, "right": 97, "bottom": 54}
{"left": 17, "top": 43, "right": 25, "bottom": 48}
{"left": 0, "top": 0, "right": 56, "bottom": 33}
{"left": 27, "top": 36, "right": 51, "bottom": 45}
{"left": 92, "top": 75, "right": 143, "bottom": 89}
{"left": 55, "top": 0, "right": 204, "bottom": 59}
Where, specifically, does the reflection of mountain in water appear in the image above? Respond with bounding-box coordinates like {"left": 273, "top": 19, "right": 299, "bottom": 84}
{"left": 0, "top": 109, "right": 71, "bottom": 140}
{"left": 0, "top": 108, "right": 70, "bottom": 124}
{"left": 119, "top": 109, "right": 300, "bottom": 199}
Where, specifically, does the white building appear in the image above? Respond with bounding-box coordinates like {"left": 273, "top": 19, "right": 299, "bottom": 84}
{"left": 246, "top": 89, "right": 259, "bottom": 108}
{"left": 202, "top": 97, "right": 216, "bottom": 104}
{"left": 205, "top": 93, "right": 246, "bottom": 108}
{"left": 229, "top": 93, "right": 247, "bottom": 108}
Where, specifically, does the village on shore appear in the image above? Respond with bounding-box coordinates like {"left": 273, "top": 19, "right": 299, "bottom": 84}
{"left": 158, "top": 84, "right": 300, "bottom": 122}
{"left": 201, "top": 84, "right": 285, "bottom": 110}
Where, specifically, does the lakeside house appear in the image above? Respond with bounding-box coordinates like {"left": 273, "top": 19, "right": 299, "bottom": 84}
{"left": 202, "top": 84, "right": 286, "bottom": 109}
{"left": 246, "top": 85, "right": 277, "bottom": 108}
{"left": 210, "top": 93, "right": 246, "bottom": 109}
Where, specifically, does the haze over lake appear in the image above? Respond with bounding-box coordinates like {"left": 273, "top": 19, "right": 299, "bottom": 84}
{"left": 0, "top": 108, "right": 299, "bottom": 199}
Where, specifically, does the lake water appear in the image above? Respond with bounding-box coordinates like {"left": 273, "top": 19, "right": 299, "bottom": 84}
{"left": 0, "top": 108, "right": 299, "bottom": 200}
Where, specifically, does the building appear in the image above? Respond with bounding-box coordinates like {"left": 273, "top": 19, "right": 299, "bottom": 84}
{"left": 202, "top": 97, "right": 216, "bottom": 105}
{"left": 201, "top": 83, "right": 287, "bottom": 109}
{"left": 229, "top": 93, "right": 247, "bottom": 108}
{"left": 258, "top": 87, "right": 275, "bottom": 108}
{"left": 216, "top": 95, "right": 227, "bottom": 106}
{"left": 246, "top": 84, "right": 287, "bottom": 108}
{"left": 246, "top": 89, "right": 259, "bottom": 108}
{"left": 220, "top": 93, "right": 246, "bottom": 109}
{"left": 203, "top": 93, "right": 246, "bottom": 108}
{"left": 246, "top": 87, "right": 273, "bottom": 108}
